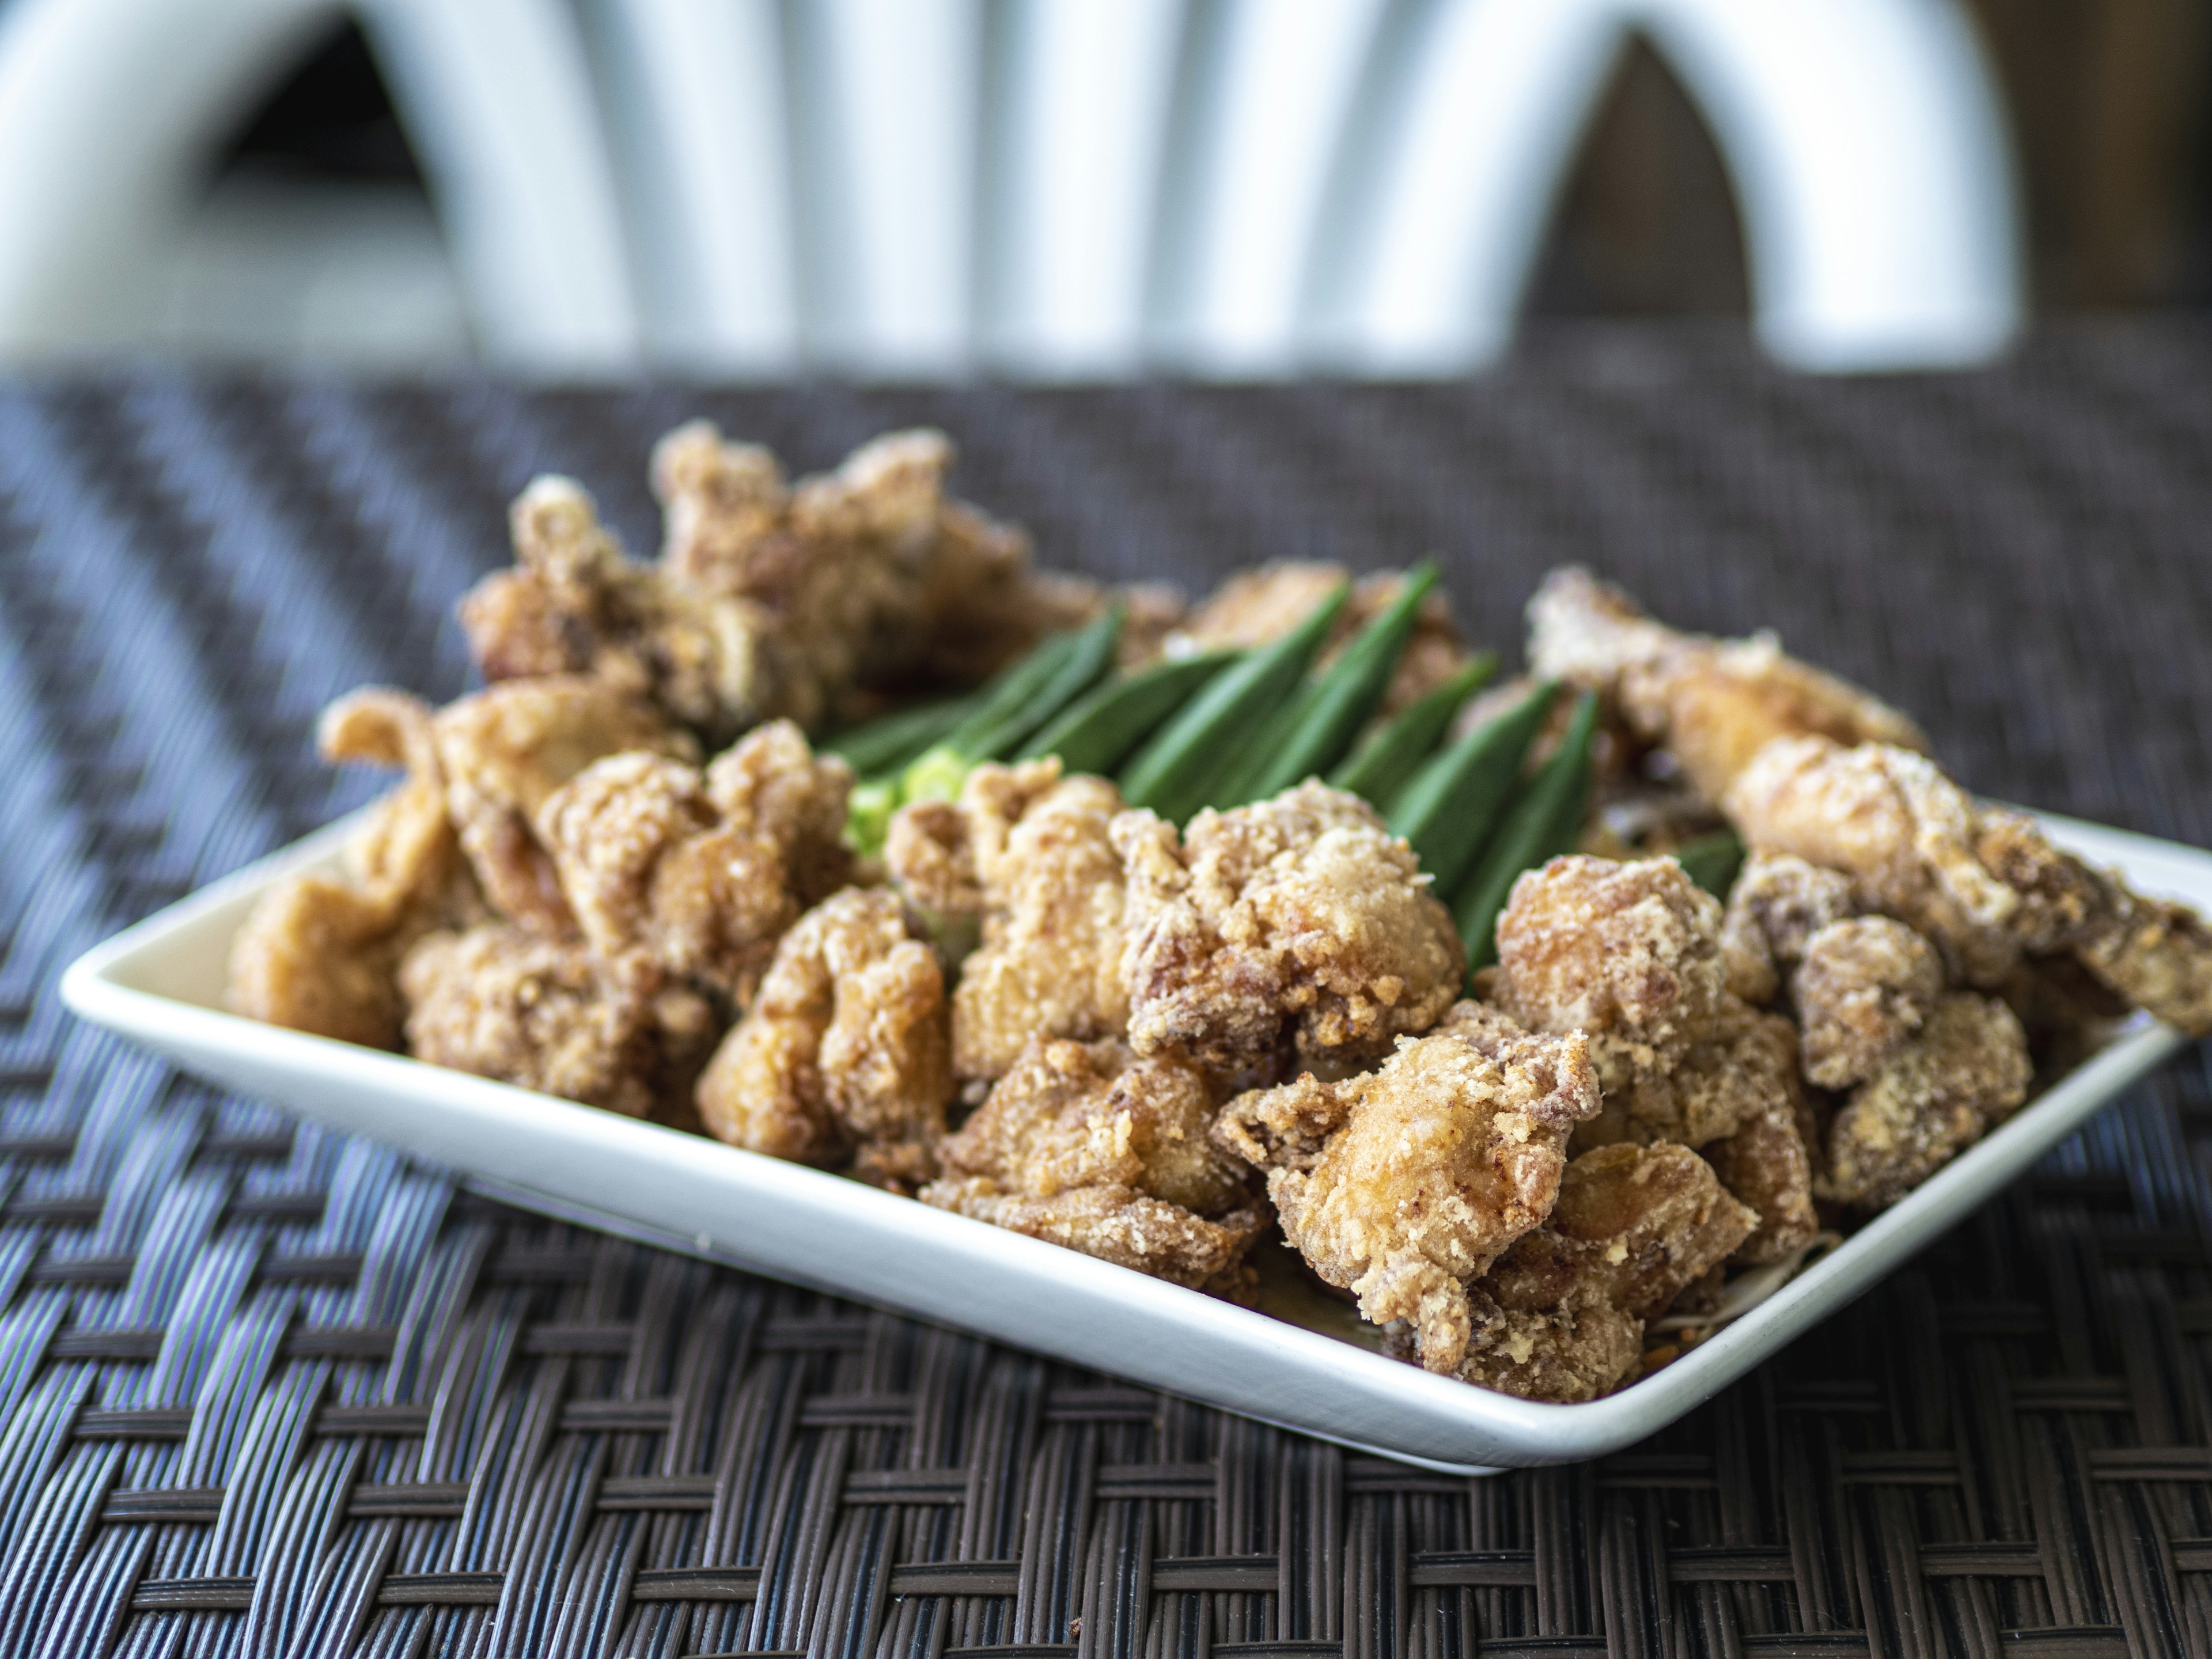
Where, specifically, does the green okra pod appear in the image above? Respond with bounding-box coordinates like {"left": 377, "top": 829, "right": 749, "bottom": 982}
{"left": 1328, "top": 654, "right": 1497, "bottom": 812}
{"left": 1119, "top": 582, "right": 1351, "bottom": 824}
{"left": 1453, "top": 690, "right": 1601, "bottom": 971}
{"left": 941, "top": 630, "right": 1085, "bottom": 760}
{"left": 1388, "top": 679, "right": 1558, "bottom": 899}
{"left": 1018, "top": 649, "right": 1238, "bottom": 776}
{"left": 959, "top": 601, "right": 1124, "bottom": 761}
{"left": 821, "top": 692, "right": 980, "bottom": 776}
{"left": 1672, "top": 828, "right": 1746, "bottom": 900}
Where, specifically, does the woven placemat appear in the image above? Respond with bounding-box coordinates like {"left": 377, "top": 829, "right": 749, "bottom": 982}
{"left": 3, "top": 326, "right": 2212, "bottom": 1657}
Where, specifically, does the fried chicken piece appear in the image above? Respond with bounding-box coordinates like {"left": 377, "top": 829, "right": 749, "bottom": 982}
{"left": 1528, "top": 567, "right": 1927, "bottom": 804}
{"left": 1727, "top": 736, "right": 2212, "bottom": 1032}
{"left": 461, "top": 476, "right": 775, "bottom": 748}
{"left": 1490, "top": 854, "right": 1729, "bottom": 1090}
{"left": 1485, "top": 1142, "right": 1757, "bottom": 1321}
{"left": 693, "top": 888, "right": 952, "bottom": 1190}
{"left": 433, "top": 677, "right": 694, "bottom": 934}
{"left": 232, "top": 689, "right": 484, "bottom": 1048}
{"left": 1997, "top": 953, "right": 2131, "bottom": 1066}
{"left": 1385, "top": 1286, "right": 1646, "bottom": 1405}
{"left": 1608, "top": 1002, "right": 1803, "bottom": 1150}
{"left": 922, "top": 1038, "right": 1262, "bottom": 1291}
{"left": 1819, "top": 991, "right": 2031, "bottom": 1208}
{"left": 1214, "top": 1004, "right": 1600, "bottom": 1373}
{"left": 1717, "top": 851, "right": 1858, "bottom": 1005}
{"left": 1794, "top": 916, "right": 1943, "bottom": 1089}
{"left": 536, "top": 722, "right": 854, "bottom": 1005}
{"left": 1175, "top": 562, "right": 1473, "bottom": 714}
{"left": 399, "top": 925, "right": 713, "bottom": 1118}
{"left": 888, "top": 760, "right": 1133, "bottom": 1083}
{"left": 1114, "top": 782, "right": 1464, "bottom": 1073}
{"left": 1702, "top": 1088, "right": 1820, "bottom": 1264}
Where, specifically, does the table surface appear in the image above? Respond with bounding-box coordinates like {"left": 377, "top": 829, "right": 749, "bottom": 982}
{"left": 4, "top": 325, "right": 2212, "bottom": 1657}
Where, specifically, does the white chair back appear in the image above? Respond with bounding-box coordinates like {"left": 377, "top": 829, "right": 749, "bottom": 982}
{"left": 0, "top": 0, "right": 2024, "bottom": 377}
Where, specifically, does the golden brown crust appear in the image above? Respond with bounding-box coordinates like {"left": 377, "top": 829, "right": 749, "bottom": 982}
{"left": 1416, "top": 1287, "right": 1647, "bottom": 1404}
{"left": 922, "top": 1037, "right": 1260, "bottom": 1289}
{"left": 1702, "top": 1089, "right": 1820, "bottom": 1265}
{"left": 1215, "top": 1006, "right": 1600, "bottom": 1373}
{"left": 692, "top": 888, "right": 952, "bottom": 1188}
{"left": 1717, "top": 851, "right": 1858, "bottom": 1005}
{"left": 1491, "top": 855, "right": 1730, "bottom": 1090}
{"left": 1528, "top": 567, "right": 1926, "bottom": 803}
{"left": 1611, "top": 1001, "right": 1803, "bottom": 1150}
{"left": 1819, "top": 991, "right": 2031, "bottom": 1207}
{"left": 1114, "top": 782, "right": 1463, "bottom": 1074}
{"left": 1793, "top": 916, "right": 1943, "bottom": 1090}
{"left": 399, "top": 926, "right": 711, "bottom": 1118}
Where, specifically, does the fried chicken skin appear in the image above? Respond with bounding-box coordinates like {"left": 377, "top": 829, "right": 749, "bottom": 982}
{"left": 888, "top": 760, "right": 1132, "bottom": 1084}
{"left": 1819, "top": 991, "right": 2031, "bottom": 1208}
{"left": 536, "top": 723, "right": 853, "bottom": 1004}
{"left": 693, "top": 888, "right": 952, "bottom": 1190}
{"left": 1793, "top": 916, "right": 1943, "bottom": 1089}
{"left": 1214, "top": 1003, "right": 1600, "bottom": 1374}
{"left": 1726, "top": 736, "right": 2212, "bottom": 1031}
{"left": 231, "top": 688, "right": 484, "bottom": 1048}
{"left": 1489, "top": 854, "right": 1730, "bottom": 1090}
{"left": 399, "top": 925, "right": 714, "bottom": 1118}
{"left": 922, "top": 1038, "right": 1262, "bottom": 1293}
{"left": 1528, "top": 567, "right": 1927, "bottom": 804}
{"left": 433, "top": 677, "right": 695, "bottom": 934}
{"left": 1113, "top": 782, "right": 1463, "bottom": 1074}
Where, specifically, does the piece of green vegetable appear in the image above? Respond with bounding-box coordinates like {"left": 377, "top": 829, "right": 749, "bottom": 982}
{"left": 940, "top": 630, "right": 1086, "bottom": 760}
{"left": 1453, "top": 690, "right": 1600, "bottom": 971}
{"left": 842, "top": 777, "right": 903, "bottom": 855}
{"left": 957, "top": 601, "right": 1124, "bottom": 761}
{"left": 1672, "top": 828, "right": 1745, "bottom": 899}
{"left": 1220, "top": 563, "right": 1441, "bottom": 806}
{"left": 1388, "top": 679, "right": 1558, "bottom": 900}
{"left": 1119, "top": 582, "right": 1351, "bottom": 824}
{"left": 900, "top": 743, "right": 978, "bottom": 806}
{"left": 820, "top": 692, "right": 980, "bottom": 776}
{"left": 1328, "top": 654, "right": 1497, "bottom": 812}
{"left": 1018, "top": 649, "right": 1238, "bottom": 775}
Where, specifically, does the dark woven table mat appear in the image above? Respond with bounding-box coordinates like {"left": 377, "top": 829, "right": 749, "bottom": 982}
{"left": 4, "top": 325, "right": 2212, "bottom": 1657}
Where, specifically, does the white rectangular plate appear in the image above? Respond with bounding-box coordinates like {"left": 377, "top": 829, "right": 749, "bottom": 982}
{"left": 62, "top": 810, "right": 2205, "bottom": 1471}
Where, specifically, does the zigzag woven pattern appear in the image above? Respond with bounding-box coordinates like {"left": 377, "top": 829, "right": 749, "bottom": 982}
{"left": 1, "top": 332, "right": 2211, "bottom": 1656}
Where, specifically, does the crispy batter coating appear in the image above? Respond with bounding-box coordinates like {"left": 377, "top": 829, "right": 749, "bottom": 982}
{"left": 1819, "top": 991, "right": 2031, "bottom": 1207}
{"left": 888, "top": 762, "right": 1133, "bottom": 1083}
{"left": 1114, "top": 782, "right": 1464, "bottom": 1072}
{"left": 1794, "top": 916, "right": 1942, "bottom": 1089}
{"left": 1528, "top": 567, "right": 1927, "bottom": 803}
{"left": 1174, "top": 562, "right": 1472, "bottom": 714}
{"left": 1609, "top": 1002, "right": 1802, "bottom": 1150}
{"left": 1727, "top": 736, "right": 2212, "bottom": 1031}
{"left": 399, "top": 925, "right": 714, "bottom": 1118}
{"left": 536, "top": 722, "right": 853, "bottom": 1005}
{"left": 1702, "top": 1088, "right": 1820, "bottom": 1264}
{"left": 693, "top": 888, "right": 952, "bottom": 1190}
{"left": 232, "top": 689, "right": 484, "bottom": 1048}
{"left": 1419, "top": 1287, "right": 1648, "bottom": 1403}
{"left": 1717, "top": 851, "right": 1858, "bottom": 1005}
{"left": 433, "top": 677, "right": 694, "bottom": 933}
{"left": 1485, "top": 1142, "right": 1757, "bottom": 1321}
{"left": 1490, "top": 855, "right": 1729, "bottom": 1090}
{"left": 922, "top": 1038, "right": 1262, "bottom": 1291}
{"left": 1214, "top": 1003, "right": 1601, "bottom": 1374}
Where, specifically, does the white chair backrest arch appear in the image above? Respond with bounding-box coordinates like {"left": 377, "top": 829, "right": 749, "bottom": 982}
{"left": 0, "top": 0, "right": 2023, "bottom": 377}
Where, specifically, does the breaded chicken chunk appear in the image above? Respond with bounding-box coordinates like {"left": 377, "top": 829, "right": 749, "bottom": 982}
{"left": 232, "top": 688, "right": 484, "bottom": 1049}
{"left": 888, "top": 760, "right": 1131, "bottom": 1084}
{"left": 433, "top": 677, "right": 694, "bottom": 933}
{"left": 1484, "top": 1142, "right": 1757, "bottom": 1322}
{"left": 922, "top": 1038, "right": 1262, "bottom": 1293}
{"left": 399, "top": 925, "right": 714, "bottom": 1118}
{"left": 1214, "top": 1003, "right": 1600, "bottom": 1373}
{"left": 1717, "top": 851, "right": 1858, "bottom": 1005}
{"left": 1794, "top": 916, "right": 1944, "bottom": 1089}
{"left": 1604, "top": 1001, "right": 1803, "bottom": 1150}
{"left": 1386, "top": 1285, "right": 1645, "bottom": 1405}
{"left": 1727, "top": 736, "right": 2212, "bottom": 1031}
{"left": 1528, "top": 567, "right": 1927, "bottom": 803}
{"left": 537, "top": 723, "right": 853, "bottom": 1004}
{"left": 1704, "top": 1089, "right": 1821, "bottom": 1265}
{"left": 1820, "top": 991, "right": 2031, "bottom": 1208}
{"left": 1489, "top": 855, "right": 1729, "bottom": 1090}
{"left": 1114, "top": 782, "right": 1463, "bottom": 1073}
{"left": 693, "top": 888, "right": 952, "bottom": 1190}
